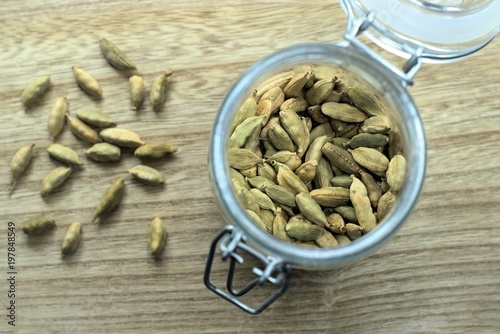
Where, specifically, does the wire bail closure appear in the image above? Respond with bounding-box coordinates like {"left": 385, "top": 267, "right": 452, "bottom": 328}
{"left": 204, "top": 225, "right": 292, "bottom": 315}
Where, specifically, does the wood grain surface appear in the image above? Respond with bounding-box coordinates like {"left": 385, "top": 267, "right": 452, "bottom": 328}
{"left": 1, "top": 1, "right": 499, "bottom": 333}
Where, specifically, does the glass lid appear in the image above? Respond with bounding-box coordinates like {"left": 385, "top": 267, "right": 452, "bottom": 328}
{"left": 340, "top": 0, "right": 500, "bottom": 62}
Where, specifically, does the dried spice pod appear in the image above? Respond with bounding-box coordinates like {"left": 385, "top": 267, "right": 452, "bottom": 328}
{"left": 240, "top": 165, "right": 257, "bottom": 178}
{"left": 305, "top": 78, "right": 334, "bottom": 105}
{"left": 66, "top": 114, "right": 100, "bottom": 144}
{"left": 93, "top": 177, "right": 125, "bottom": 222}
{"left": 231, "top": 168, "right": 251, "bottom": 190}
{"left": 228, "top": 147, "right": 263, "bottom": 170}
{"left": 129, "top": 75, "right": 145, "bottom": 110}
{"left": 294, "top": 159, "right": 318, "bottom": 184}
{"left": 85, "top": 142, "right": 121, "bottom": 162}
{"left": 377, "top": 190, "right": 397, "bottom": 222}
{"left": 388, "top": 130, "right": 405, "bottom": 159}
{"left": 22, "top": 216, "right": 55, "bottom": 235}
{"left": 257, "top": 162, "right": 278, "bottom": 183}
{"left": 9, "top": 143, "right": 35, "bottom": 191}
{"left": 47, "top": 143, "right": 82, "bottom": 166}
{"left": 286, "top": 217, "right": 323, "bottom": 241}
{"left": 72, "top": 66, "right": 102, "bottom": 98}
{"left": 360, "top": 171, "right": 382, "bottom": 208}
{"left": 229, "top": 116, "right": 265, "bottom": 148}
{"left": 76, "top": 108, "right": 116, "bottom": 128}
{"left": 99, "top": 37, "right": 137, "bottom": 71}
{"left": 322, "top": 142, "right": 362, "bottom": 176}
{"left": 305, "top": 135, "right": 331, "bottom": 163}
{"left": 313, "top": 158, "right": 334, "bottom": 189}
{"left": 272, "top": 208, "right": 292, "bottom": 243}
{"left": 246, "top": 209, "right": 268, "bottom": 232}
{"left": 280, "top": 97, "right": 308, "bottom": 113}
{"left": 295, "top": 192, "right": 328, "bottom": 227}
{"left": 309, "top": 122, "right": 335, "bottom": 143}
{"left": 331, "top": 175, "right": 353, "bottom": 188}
{"left": 40, "top": 166, "right": 73, "bottom": 196}
{"left": 129, "top": 165, "right": 165, "bottom": 186}
{"left": 350, "top": 176, "right": 377, "bottom": 233}
{"left": 268, "top": 123, "right": 295, "bottom": 152}
{"left": 346, "top": 223, "right": 363, "bottom": 240}
{"left": 349, "top": 147, "right": 389, "bottom": 173}
{"left": 150, "top": 70, "right": 173, "bottom": 112}
{"left": 255, "top": 71, "right": 292, "bottom": 100}
{"left": 334, "top": 205, "right": 358, "bottom": 223}
{"left": 247, "top": 176, "right": 276, "bottom": 191}
{"left": 277, "top": 166, "right": 309, "bottom": 194}
{"left": 236, "top": 187, "right": 261, "bottom": 214}
{"left": 21, "top": 76, "right": 50, "bottom": 108}
{"left": 263, "top": 183, "right": 297, "bottom": 208}
{"left": 344, "top": 133, "right": 389, "bottom": 149}
{"left": 321, "top": 102, "right": 368, "bottom": 123}
{"left": 279, "top": 110, "right": 309, "bottom": 158}
{"left": 386, "top": 155, "right": 406, "bottom": 192}
{"left": 326, "top": 213, "right": 346, "bottom": 234}
{"left": 347, "top": 86, "right": 384, "bottom": 116}
{"left": 334, "top": 234, "right": 352, "bottom": 246}
{"left": 315, "top": 230, "right": 339, "bottom": 248}
{"left": 48, "top": 97, "right": 68, "bottom": 140}
{"left": 61, "top": 222, "right": 82, "bottom": 254}
{"left": 310, "top": 187, "right": 350, "bottom": 207}
{"left": 283, "top": 71, "right": 310, "bottom": 98}
{"left": 249, "top": 188, "right": 276, "bottom": 213}
{"left": 134, "top": 143, "right": 178, "bottom": 159}
{"left": 100, "top": 128, "right": 145, "bottom": 148}
{"left": 360, "top": 115, "right": 392, "bottom": 134}
{"left": 149, "top": 217, "right": 167, "bottom": 256}
{"left": 307, "top": 104, "right": 330, "bottom": 123}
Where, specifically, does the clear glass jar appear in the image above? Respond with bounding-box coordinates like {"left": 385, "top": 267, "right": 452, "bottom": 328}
{"left": 205, "top": 0, "right": 499, "bottom": 315}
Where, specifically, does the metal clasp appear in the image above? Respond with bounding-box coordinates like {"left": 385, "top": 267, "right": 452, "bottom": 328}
{"left": 204, "top": 225, "right": 292, "bottom": 315}
{"left": 340, "top": 0, "right": 423, "bottom": 86}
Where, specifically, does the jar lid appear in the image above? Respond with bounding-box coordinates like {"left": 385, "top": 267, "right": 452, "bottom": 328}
{"left": 341, "top": 0, "right": 500, "bottom": 62}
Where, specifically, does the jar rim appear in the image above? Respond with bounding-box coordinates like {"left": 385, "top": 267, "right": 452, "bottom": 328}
{"left": 209, "top": 43, "right": 426, "bottom": 267}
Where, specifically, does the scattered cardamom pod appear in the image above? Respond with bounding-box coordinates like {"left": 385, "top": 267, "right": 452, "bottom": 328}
{"left": 99, "top": 37, "right": 137, "bottom": 71}
{"left": 129, "top": 75, "right": 145, "bottom": 111}
{"left": 61, "top": 222, "right": 82, "bottom": 254}
{"left": 47, "top": 143, "right": 82, "bottom": 166}
{"left": 22, "top": 216, "right": 56, "bottom": 235}
{"left": 149, "top": 217, "right": 167, "bottom": 256}
{"left": 76, "top": 108, "right": 116, "bottom": 128}
{"left": 93, "top": 177, "right": 125, "bottom": 222}
{"left": 40, "top": 166, "right": 73, "bottom": 197}
{"left": 21, "top": 76, "right": 51, "bottom": 108}
{"left": 150, "top": 70, "right": 173, "bottom": 111}
{"left": 129, "top": 165, "right": 165, "bottom": 186}
{"left": 134, "top": 143, "right": 178, "bottom": 159}
{"left": 100, "top": 128, "right": 145, "bottom": 148}
{"left": 66, "top": 114, "right": 100, "bottom": 144}
{"left": 85, "top": 142, "right": 121, "bottom": 162}
{"left": 48, "top": 97, "right": 68, "bottom": 140}
{"left": 9, "top": 143, "right": 35, "bottom": 192}
{"left": 72, "top": 65, "right": 102, "bottom": 98}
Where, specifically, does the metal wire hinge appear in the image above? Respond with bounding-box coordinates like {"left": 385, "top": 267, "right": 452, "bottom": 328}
{"left": 204, "top": 225, "right": 292, "bottom": 315}
{"left": 341, "top": 0, "right": 424, "bottom": 86}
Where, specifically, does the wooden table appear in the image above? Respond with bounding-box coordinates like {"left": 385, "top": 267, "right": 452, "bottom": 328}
{"left": 1, "top": 1, "right": 499, "bottom": 333}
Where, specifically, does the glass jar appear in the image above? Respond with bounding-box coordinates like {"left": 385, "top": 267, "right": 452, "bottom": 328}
{"left": 204, "top": 0, "right": 500, "bottom": 314}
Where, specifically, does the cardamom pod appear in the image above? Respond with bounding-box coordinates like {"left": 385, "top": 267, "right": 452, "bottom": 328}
{"left": 326, "top": 213, "right": 346, "bottom": 234}
{"left": 310, "top": 187, "right": 350, "bottom": 207}
{"left": 100, "top": 128, "right": 145, "bottom": 148}
{"left": 345, "top": 133, "right": 389, "bottom": 149}
{"left": 313, "top": 157, "right": 334, "bottom": 189}
{"left": 256, "top": 162, "right": 278, "bottom": 183}
{"left": 268, "top": 122, "right": 295, "bottom": 152}
{"left": 279, "top": 110, "right": 309, "bottom": 158}
{"left": 236, "top": 187, "right": 261, "bottom": 214}
{"left": 134, "top": 143, "right": 177, "bottom": 160}
{"left": 283, "top": 71, "right": 310, "bottom": 98}
{"left": 129, "top": 165, "right": 165, "bottom": 186}
{"left": 61, "top": 222, "right": 82, "bottom": 254}
{"left": 76, "top": 108, "right": 116, "bottom": 128}
{"left": 334, "top": 205, "right": 358, "bottom": 223}
{"left": 334, "top": 234, "right": 352, "bottom": 246}
{"left": 360, "top": 171, "right": 382, "bottom": 207}
{"left": 277, "top": 166, "right": 309, "bottom": 194}
{"left": 388, "top": 130, "right": 405, "bottom": 159}
{"left": 349, "top": 147, "right": 389, "bottom": 173}
{"left": 331, "top": 175, "right": 353, "bottom": 188}
{"left": 350, "top": 175, "right": 377, "bottom": 233}
{"left": 150, "top": 70, "right": 173, "bottom": 112}
{"left": 280, "top": 97, "right": 308, "bottom": 113}
{"left": 321, "top": 102, "right": 368, "bottom": 123}
{"left": 272, "top": 207, "right": 292, "bottom": 243}
{"left": 40, "top": 166, "right": 73, "bottom": 196}
{"left": 129, "top": 75, "right": 146, "bottom": 111}
{"left": 99, "top": 37, "right": 137, "bottom": 71}
{"left": 229, "top": 116, "right": 265, "bottom": 148}
{"left": 47, "top": 143, "right": 82, "bottom": 166}
{"left": 315, "top": 230, "right": 339, "bottom": 248}
{"left": 246, "top": 176, "right": 276, "bottom": 191}
{"left": 347, "top": 86, "right": 384, "bottom": 116}
{"left": 245, "top": 209, "right": 268, "bottom": 232}
{"left": 48, "top": 97, "right": 68, "bottom": 140}
{"left": 228, "top": 147, "right": 263, "bottom": 170}
{"left": 286, "top": 217, "right": 323, "bottom": 241}
{"left": 9, "top": 143, "right": 35, "bottom": 191}
{"left": 309, "top": 123, "right": 335, "bottom": 143}
{"left": 85, "top": 142, "right": 121, "bottom": 162}
{"left": 21, "top": 76, "right": 51, "bottom": 108}
{"left": 149, "top": 217, "right": 167, "bottom": 256}
{"left": 263, "top": 183, "right": 297, "bottom": 207}
{"left": 93, "top": 177, "right": 125, "bottom": 222}
{"left": 294, "top": 159, "right": 318, "bottom": 184}
{"left": 230, "top": 168, "right": 251, "bottom": 190}
{"left": 249, "top": 188, "right": 276, "bottom": 213}
{"left": 72, "top": 66, "right": 102, "bottom": 98}
{"left": 231, "top": 90, "right": 258, "bottom": 133}
{"left": 22, "top": 216, "right": 55, "bottom": 235}
{"left": 360, "top": 115, "right": 392, "bottom": 134}
{"left": 346, "top": 223, "right": 363, "bottom": 240}
{"left": 295, "top": 192, "right": 328, "bottom": 227}
{"left": 255, "top": 71, "right": 292, "bottom": 100}
{"left": 377, "top": 190, "right": 396, "bottom": 221}
{"left": 305, "top": 78, "right": 334, "bottom": 105}
{"left": 66, "top": 114, "right": 100, "bottom": 144}
{"left": 307, "top": 104, "right": 330, "bottom": 123}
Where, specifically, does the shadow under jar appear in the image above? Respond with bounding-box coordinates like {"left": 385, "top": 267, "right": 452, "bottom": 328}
{"left": 205, "top": 0, "right": 500, "bottom": 315}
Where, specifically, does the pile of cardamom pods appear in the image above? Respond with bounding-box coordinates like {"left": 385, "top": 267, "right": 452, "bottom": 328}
{"left": 9, "top": 38, "right": 174, "bottom": 256}
{"left": 228, "top": 65, "right": 406, "bottom": 248}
